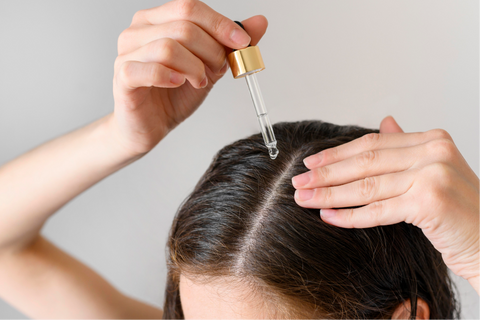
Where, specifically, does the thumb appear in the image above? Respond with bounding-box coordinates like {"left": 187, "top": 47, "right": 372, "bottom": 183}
{"left": 380, "top": 116, "right": 404, "bottom": 133}
{"left": 211, "top": 15, "right": 267, "bottom": 84}
{"left": 241, "top": 15, "right": 268, "bottom": 46}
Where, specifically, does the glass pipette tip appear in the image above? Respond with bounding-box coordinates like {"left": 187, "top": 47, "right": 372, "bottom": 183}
{"left": 245, "top": 73, "right": 279, "bottom": 160}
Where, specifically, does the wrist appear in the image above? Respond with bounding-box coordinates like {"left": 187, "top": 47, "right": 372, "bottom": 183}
{"left": 101, "top": 112, "right": 164, "bottom": 162}
{"left": 96, "top": 113, "right": 147, "bottom": 165}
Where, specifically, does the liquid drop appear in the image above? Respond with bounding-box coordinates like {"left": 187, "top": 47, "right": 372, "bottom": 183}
{"left": 268, "top": 146, "right": 279, "bottom": 160}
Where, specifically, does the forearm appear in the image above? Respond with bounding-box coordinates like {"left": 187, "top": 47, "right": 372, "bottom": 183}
{"left": 0, "top": 113, "right": 139, "bottom": 253}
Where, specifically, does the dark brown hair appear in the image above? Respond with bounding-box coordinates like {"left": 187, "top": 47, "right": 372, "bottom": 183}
{"left": 162, "top": 120, "right": 459, "bottom": 319}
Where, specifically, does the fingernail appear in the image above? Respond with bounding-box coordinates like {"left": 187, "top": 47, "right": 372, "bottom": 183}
{"left": 320, "top": 209, "right": 336, "bottom": 219}
{"left": 295, "top": 189, "right": 314, "bottom": 201}
{"left": 170, "top": 71, "right": 184, "bottom": 85}
{"left": 218, "top": 60, "right": 229, "bottom": 74}
{"left": 304, "top": 152, "right": 323, "bottom": 168}
{"left": 230, "top": 28, "right": 251, "bottom": 47}
{"left": 199, "top": 76, "right": 208, "bottom": 88}
{"left": 292, "top": 171, "right": 312, "bottom": 188}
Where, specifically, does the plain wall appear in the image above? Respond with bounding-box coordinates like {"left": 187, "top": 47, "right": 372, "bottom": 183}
{"left": 0, "top": 0, "right": 478, "bottom": 318}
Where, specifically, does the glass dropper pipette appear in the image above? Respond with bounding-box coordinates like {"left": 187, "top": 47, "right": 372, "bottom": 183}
{"left": 227, "top": 21, "right": 279, "bottom": 160}
{"left": 244, "top": 72, "right": 278, "bottom": 159}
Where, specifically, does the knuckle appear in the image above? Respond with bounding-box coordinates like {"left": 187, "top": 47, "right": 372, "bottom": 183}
{"left": 324, "top": 147, "right": 339, "bottom": 163}
{"left": 357, "top": 177, "right": 377, "bottom": 201}
{"left": 314, "top": 166, "right": 331, "bottom": 182}
{"left": 439, "top": 140, "right": 457, "bottom": 161}
{"left": 147, "top": 64, "right": 163, "bottom": 87}
{"left": 420, "top": 164, "right": 453, "bottom": 210}
{"left": 117, "top": 29, "right": 129, "bottom": 54}
{"left": 210, "top": 15, "right": 226, "bottom": 36}
{"left": 426, "top": 139, "right": 456, "bottom": 161}
{"left": 428, "top": 128, "right": 452, "bottom": 141}
{"left": 318, "top": 187, "right": 334, "bottom": 204}
{"left": 155, "top": 38, "right": 177, "bottom": 61}
{"left": 355, "top": 150, "right": 378, "bottom": 168}
{"left": 175, "top": 0, "right": 198, "bottom": 19}
{"left": 118, "top": 61, "right": 135, "bottom": 83}
{"left": 330, "top": 147, "right": 339, "bottom": 160}
{"left": 118, "top": 27, "right": 132, "bottom": 43}
{"left": 360, "top": 133, "right": 382, "bottom": 149}
{"left": 343, "top": 209, "right": 356, "bottom": 226}
{"left": 422, "top": 184, "right": 445, "bottom": 214}
{"left": 369, "top": 201, "right": 385, "bottom": 224}
{"left": 131, "top": 9, "right": 146, "bottom": 25}
{"left": 172, "top": 20, "right": 196, "bottom": 41}
{"left": 424, "top": 162, "right": 453, "bottom": 184}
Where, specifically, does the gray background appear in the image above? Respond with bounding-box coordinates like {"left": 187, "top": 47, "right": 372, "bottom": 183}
{"left": 0, "top": 0, "right": 478, "bottom": 318}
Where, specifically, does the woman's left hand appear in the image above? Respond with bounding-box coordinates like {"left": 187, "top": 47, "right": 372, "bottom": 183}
{"left": 292, "top": 116, "right": 479, "bottom": 294}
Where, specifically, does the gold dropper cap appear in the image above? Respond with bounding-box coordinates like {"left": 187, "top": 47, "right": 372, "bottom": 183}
{"left": 228, "top": 45, "right": 265, "bottom": 79}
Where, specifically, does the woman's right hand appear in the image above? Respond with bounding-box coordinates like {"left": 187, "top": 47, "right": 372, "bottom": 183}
{"left": 109, "top": 0, "right": 268, "bottom": 157}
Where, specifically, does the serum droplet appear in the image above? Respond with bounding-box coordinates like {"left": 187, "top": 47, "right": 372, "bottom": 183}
{"left": 268, "top": 146, "right": 279, "bottom": 160}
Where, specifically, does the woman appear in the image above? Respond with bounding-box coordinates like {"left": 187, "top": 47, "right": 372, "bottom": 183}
{"left": 0, "top": 0, "right": 477, "bottom": 318}
{"left": 163, "top": 120, "right": 459, "bottom": 319}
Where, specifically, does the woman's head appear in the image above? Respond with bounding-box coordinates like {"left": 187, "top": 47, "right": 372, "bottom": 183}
{"left": 163, "top": 120, "right": 459, "bottom": 319}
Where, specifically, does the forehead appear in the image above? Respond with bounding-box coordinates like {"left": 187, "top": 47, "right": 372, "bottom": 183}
{"left": 179, "top": 274, "right": 275, "bottom": 319}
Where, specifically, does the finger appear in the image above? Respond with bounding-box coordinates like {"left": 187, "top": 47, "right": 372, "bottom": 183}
{"left": 116, "top": 38, "right": 207, "bottom": 89}
{"left": 116, "top": 61, "right": 185, "bottom": 93}
{"left": 241, "top": 15, "right": 268, "bottom": 46}
{"left": 380, "top": 116, "right": 404, "bottom": 134}
{"left": 318, "top": 194, "right": 412, "bottom": 228}
{"left": 303, "top": 129, "right": 453, "bottom": 170}
{"left": 293, "top": 146, "right": 419, "bottom": 189}
{"left": 294, "top": 169, "right": 416, "bottom": 209}
{"left": 118, "top": 21, "right": 227, "bottom": 75}
{"left": 132, "top": 0, "right": 252, "bottom": 49}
